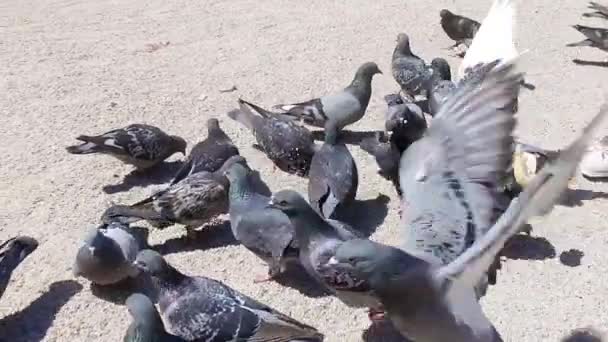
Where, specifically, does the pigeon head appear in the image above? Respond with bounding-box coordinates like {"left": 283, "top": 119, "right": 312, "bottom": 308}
{"left": 355, "top": 62, "right": 383, "bottom": 80}
{"left": 267, "top": 190, "right": 311, "bottom": 217}
{"left": 430, "top": 58, "right": 452, "bottom": 81}
{"left": 395, "top": 33, "right": 412, "bottom": 53}
{"left": 126, "top": 293, "right": 162, "bottom": 325}
{"left": 134, "top": 249, "right": 168, "bottom": 276}
{"left": 328, "top": 239, "right": 390, "bottom": 276}
{"left": 439, "top": 9, "right": 453, "bottom": 18}
{"left": 170, "top": 135, "right": 187, "bottom": 154}
{"left": 0, "top": 236, "right": 38, "bottom": 263}
{"left": 218, "top": 155, "right": 247, "bottom": 174}
{"left": 207, "top": 118, "right": 220, "bottom": 132}
{"left": 224, "top": 162, "right": 249, "bottom": 183}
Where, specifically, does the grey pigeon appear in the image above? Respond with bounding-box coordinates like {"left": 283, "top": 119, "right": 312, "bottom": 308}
{"left": 102, "top": 155, "right": 245, "bottom": 237}
{"left": 392, "top": 33, "right": 451, "bottom": 100}
{"left": 359, "top": 132, "right": 401, "bottom": 193}
{"left": 0, "top": 236, "right": 38, "bottom": 299}
{"left": 124, "top": 293, "right": 184, "bottom": 342}
{"left": 273, "top": 62, "right": 382, "bottom": 142}
{"left": 133, "top": 249, "right": 324, "bottom": 341}
{"left": 268, "top": 190, "right": 378, "bottom": 312}
{"left": 583, "top": 1, "right": 608, "bottom": 19}
{"left": 567, "top": 25, "right": 608, "bottom": 52}
{"left": 228, "top": 99, "right": 317, "bottom": 177}
{"left": 383, "top": 93, "right": 427, "bottom": 151}
{"left": 440, "top": 9, "right": 481, "bottom": 50}
{"left": 224, "top": 162, "right": 298, "bottom": 283}
{"left": 171, "top": 118, "right": 239, "bottom": 185}
{"left": 307, "top": 135, "right": 358, "bottom": 219}
{"left": 328, "top": 101, "right": 608, "bottom": 342}
{"left": 66, "top": 124, "right": 187, "bottom": 170}
{"left": 73, "top": 221, "right": 140, "bottom": 286}
{"left": 399, "top": 61, "right": 523, "bottom": 297}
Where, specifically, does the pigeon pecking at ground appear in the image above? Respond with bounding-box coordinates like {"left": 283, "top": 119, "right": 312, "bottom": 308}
{"left": 326, "top": 66, "right": 608, "bottom": 342}
{"left": 133, "top": 249, "right": 324, "bottom": 341}
{"left": 567, "top": 25, "right": 608, "bottom": 53}
{"left": 228, "top": 99, "right": 317, "bottom": 177}
{"left": 268, "top": 190, "right": 382, "bottom": 316}
{"left": 66, "top": 124, "right": 187, "bottom": 171}
{"left": 583, "top": 1, "right": 608, "bottom": 19}
{"left": 273, "top": 62, "right": 382, "bottom": 143}
{"left": 73, "top": 221, "right": 141, "bottom": 286}
{"left": 224, "top": 162, "right": 299, "bottom": 283}
{"left": 102, "top": 155, "right": 246, "bottom": 237}
{"left": 0, "top": 236, "right": 38, "bottom": 300}
{"left": 124, "top": 293, "right": 185, "bottom": 342}
{"left": 391, "top": 33, "right": 451, "bottom": 101}
{"left": 439, "top": 9, "right": 481, "bottom": 52}
{"left": 307, "top": 133, "right": 358, "bottom": 219}
{"left": 383, "top": 93, "right": 427, "bottom": 151}
{"left": 170, "top": 118, "right": 239, "bottom": 185}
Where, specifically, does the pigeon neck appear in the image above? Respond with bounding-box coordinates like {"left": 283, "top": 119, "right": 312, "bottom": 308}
{"left": 156, "top": 264, "right": 188, "bottom": 290}
{"left": 347, "top": 75, "right": 373, "bottom": 106}
{"left": 290, "top": 207, "right": 335, "bottom": 244}
{"left": 228, "top": 176, "right": 254, "bottom": 201}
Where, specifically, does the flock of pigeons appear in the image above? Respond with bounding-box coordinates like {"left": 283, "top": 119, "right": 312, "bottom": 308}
{"left": 2, "top": 1, "right": 607, "bottom": 341}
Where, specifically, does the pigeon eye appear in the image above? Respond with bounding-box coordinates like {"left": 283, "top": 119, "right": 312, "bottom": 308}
{"left": 280, "top": 200, "right": 288, "bottom": 206}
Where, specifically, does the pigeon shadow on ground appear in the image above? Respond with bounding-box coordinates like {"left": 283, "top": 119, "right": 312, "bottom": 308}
{"left": 559, "top": 188, "right": 608, "bottom": 208}
{"left": 561, "top": 328, "right": 604, "bottom": 342}
{"left": 273, "top": 263, "right": 332, "bottom": 298}
{"left": 312, "top": 130, "right": 381, "bottom": 145}
{"left": 90, "top": 273, "right": 158, "bottom": 305}
{"left": 573, "top": 59, "right": 608, "bottom": 68}
{"left": 151, "top": 220, "right": 238, "bottom": 256}
{"left": 501, "top": 233, "right": 556, "bottom": 261}
{"left": 0, "top": 280, "right": 82, "bottom": 342}
{"left": 559, "top": 249, "right": 585, "bottom": 267}
{"left": 334, "top": 194, "right": 391, "bottom": 237}
{"left": 362, "top": 319, "right": 412, "bottom": 342}
{"left": 102, "top": 160, "right": 184, "bottom": 194}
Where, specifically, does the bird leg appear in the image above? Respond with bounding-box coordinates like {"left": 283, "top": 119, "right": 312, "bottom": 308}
{"left": 185, "top": 226, "right": 198, "bottom": 240}
{"left": 368, "top": 307, "right": 387, "bottom": 322}
{"left": 253, "top": 260, "right": 282, "bottom": 283}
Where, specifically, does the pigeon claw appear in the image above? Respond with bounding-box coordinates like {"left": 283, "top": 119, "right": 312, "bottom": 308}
{"left": 368, "top": 308, "right": 387, "bottom": 322}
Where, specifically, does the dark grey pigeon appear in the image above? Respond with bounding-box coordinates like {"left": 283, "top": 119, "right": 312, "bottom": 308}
{"left": 359, "top": 132, "right": 401, "bottom": 194}
{"left": 228, "top": 99, "right": 317, "bottom": 177}
{"left": 583, "top": 1, "right": 608, "bottom": 19}
{"left": 268, "top": 190, "right": 378, "bottom": 312}
{"left": 440, "top": 9, "right": 481, "bottom": 50}
{"left": 124, "top": 293, "right": 185, "bottom": 342}
{"left": 0, "top": 236, "right": 38, "bottom": 299}
{"left": 308, "top": 134, "right": 358, "bottom": 219}
{"left": 273, "top": 62, "right": 382, "bottom": 142}
{"left": 399, "top": 61, "right": 523, "bottom": 298}
{"left": 133, "top": 249, "right": 324, "bottom": 341}
{"left": 567, "top": 25, "right": 608, "bottom": 52}
{"left": 383, "top": 93, "right": 427, "bottom": 152}
{"left": 171, "top": 118, "right": 239, "bottom": 185}
{"left": 66, "top": 124, "right": 187, "bottom": 170}
{"left": 392, "top": 33, "right": 451, "bottom": 101}
{"left": 224, "top": 162, "right": 299, "bottom": 283}
{"left": 73, "top": 221, "right": 140, "bottom": 286}
{"left": 329, "top": 100, "right": 608, "bottom": 342}
{"left": 102, "top": 155, "right": 245, "bottom": 237}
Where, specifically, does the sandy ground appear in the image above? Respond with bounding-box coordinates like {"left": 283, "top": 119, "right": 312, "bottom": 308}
{"left": 1, "top": 0, "right": 608, "bottom": 341}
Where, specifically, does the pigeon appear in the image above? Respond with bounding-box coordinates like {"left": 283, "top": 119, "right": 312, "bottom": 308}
{"left": 391, "top": 33, "right": 451, "bottom": 100}
{"left": 440, "top": 9, "right": 481, "bottom": 50}
{"left": 428, "top": 80, "right": 457, "bottom": 116}
{"left": 567, "top": 25, "right": 608, "bottom": 53}
{"left": 66, "top": 124, "right": 187, "bottom": 170}
{"left": 383, "top": 93, "right": 427, "bottom": 151}
{"left": 102, "top": 155, "right": 246, "bottom": 237}
{"left": 583, "top": 2, "right": 608, "bottom": 19}
{"left": 360, "top": 132, "right": 401, "bottom": 193}
{"left": 133, "top": 249, "right": 324, "bottom": 341}
{"left": 268, "top": 190, "right": 379, "bottom": 312}
{"left": 171, "top": 118, "right": 239, "bottom": 185}
{"left": 124, "top": 293, "right": 185, "bottom": 342}
{"left": 458, "top": 0, "right": 518, "bottom": 80}
{"left": 224, "top": 162, "right": 299, "bottom": 283}
{"left": 328, "top": 96, "right": 608, "bottom": 342}
{"left": 73, "top": 221, "right": 141, "bottom": 286}
{"left": 307, "top": 134, "right": 358, "bottom": 219}
{"left": 228, "top": 99, "right": 317, "bottom": 177}
{"left": 399, "top": 60, "right": 524, "bottom": 300}
{"left": 0, "top": 236, "right": 38, "bottom": 299}
{"left": 273, "top": 62, "right": 382, "bottom": 142}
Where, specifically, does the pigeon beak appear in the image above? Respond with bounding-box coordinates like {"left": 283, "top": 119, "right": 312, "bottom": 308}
{"left": 133, "top": 261, "right": 148, "bottom": 272}
{"left": 266, "top": 198, "right": 277, "bottom": 209}
{"left": 327, "top": 256, "right": 339, "bottom": 266}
